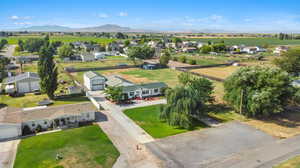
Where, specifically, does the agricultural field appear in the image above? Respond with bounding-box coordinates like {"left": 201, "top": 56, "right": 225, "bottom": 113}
{"left": 14, "top": 125, "right": 120, "bottom": 168}
{"left": 0, "top": 35, "right": 115, "bottom": 45}
{"left": 124, "top": 105, "right": 207, "bottom": 138}
{"left": 184, "top": 37, "right": 300, "bottom": 46}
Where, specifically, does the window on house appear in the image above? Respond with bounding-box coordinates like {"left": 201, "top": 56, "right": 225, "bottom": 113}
{"left": 44, "top": 121, "right": 47, "bottom": 125}
{"left": 154, "top": 88, "right": 159, "bottom": 93}
{"left": 32, "top": 123, "right": 35, "bottom": 127}
{"left": 129, "top": 92, "right": 134, "bottom": 96}
{"left": 142, "top": 90, "right": 149, "bottom": 95}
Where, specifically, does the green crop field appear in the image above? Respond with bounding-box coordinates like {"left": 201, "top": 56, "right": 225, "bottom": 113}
{"left": 185, "top": 38, "right": 300, "bottom": 46}
{"left": 0, "top": 35, "right": 115, "bottom": 45}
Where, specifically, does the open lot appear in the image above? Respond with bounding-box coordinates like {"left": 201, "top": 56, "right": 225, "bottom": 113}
{"left": 191, "top": 65, "right": 240, "bottom": 80}
{"left": 14, "top": 125, "right": 120, "bottom": 168}
{"left": 59, "top": 59, "right": 136, "bottom": 69}
{"left": 146, "top": 122, "right": 277, "bottom": 168}
{"left": 275, "top": 155, "right": 300, "bottom": 168}
{"left": 124, "top": 105, "right": 207, "bottom": 138}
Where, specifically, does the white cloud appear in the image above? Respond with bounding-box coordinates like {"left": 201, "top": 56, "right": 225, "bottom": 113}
{"left": 98, "top": 13, "right": 109, "bottom": 18}
{"left": 10, "top": 15, "right": 20, "bottom": 20}
{"left": 10, "top": 15, "right": 32, "bottom": 20}
{"left": 14, "top": 22, "right": 32, "bottom": 25}
{"left": 119, "top": 12, "right": 128, "bottom": 17}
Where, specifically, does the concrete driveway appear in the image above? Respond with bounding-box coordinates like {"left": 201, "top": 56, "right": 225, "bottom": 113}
{"left": 146, "top": 122, "right": 278, "bottom": 168}
{"left": 0, "top": 140, "right": 20, "bottom": 168}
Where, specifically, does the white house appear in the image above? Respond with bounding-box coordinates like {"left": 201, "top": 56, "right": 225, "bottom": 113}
{"left": 0, "top": 103, "right": 97, "bottom": 140}
{"left": 242, "top": 46, "right": 266, "bottom": 54}
{"left": 84, "top": 71, "right": 106, "bottom": 91}
{"left": 123, "top": 82, "right": 167, "bottom": 99}
{"left": 80, "top": 53, "right": 95, "bottom": 62}
{"left": 94, "top": 52, "right": 106, "bottom": 59}
{"left": 3, "top": 72, "right": 40, "bottom": 93}
{"left": 274, "top": 46, "right": 289, "bottom": 55}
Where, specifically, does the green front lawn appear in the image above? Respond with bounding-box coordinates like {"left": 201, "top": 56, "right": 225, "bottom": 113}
{"left": 124, "top": 105, "right": 206, "bottom": 138}
{"left": 120, "top": 68, "right": 182, "bottom": 87}
{"left": 0, "top": 94, "right": 89, "bottom": 108}
{"left": 14, "top": 125, "right": 120, "bottom": 168}
{"left": 275, "top": 155, "right": 300, "bottom": 168}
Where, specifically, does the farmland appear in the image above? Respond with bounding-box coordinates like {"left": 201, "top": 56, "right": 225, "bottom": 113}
{"left": 184, "top": 37, "right": 300, "bottom": 46}
{"left": 0, "top": 35, "right": 115, "bottom": 45}
{"left": 190, "top": 66, "right": 240, "bottom": 80}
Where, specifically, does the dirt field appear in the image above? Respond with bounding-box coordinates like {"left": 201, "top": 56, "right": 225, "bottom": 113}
{"left": 245, "top": 111, "right": 300, "bottom": 139}
{"left": 191, "top": 66, "right": 240, "bottom": 80}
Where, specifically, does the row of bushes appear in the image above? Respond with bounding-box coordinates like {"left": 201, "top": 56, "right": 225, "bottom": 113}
{"left": 172, "top": 56, "right": 197, "bottom": 65}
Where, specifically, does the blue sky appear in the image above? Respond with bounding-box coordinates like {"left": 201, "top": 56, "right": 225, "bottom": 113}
{"left": 1, "top": 0, "right": 300, "bottom": 32}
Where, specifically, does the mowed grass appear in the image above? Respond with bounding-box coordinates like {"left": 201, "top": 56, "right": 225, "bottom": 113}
{"left": 0, "top": 94, "right": 89, "bottom": 108}
{"left": 275, "top": 155, "right": 300, "bottom": 168}
{"left": 124, "top": 105, "right": 207, "bottom": 138}
{"left": 120, "top": 68, "right": 182, "bottom": 87}
{"left": 60, "top": 59, "right": 135, "bottom": 69}
{"left": 1, "top": 35, "right": 115, "bottom": 45}
{"left": 14, "top": 125, "right": 120, "bottom": 168}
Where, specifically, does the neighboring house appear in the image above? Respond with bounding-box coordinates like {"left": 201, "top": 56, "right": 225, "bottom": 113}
{"left": 242, "top": 46, "right": 266, "bottom": 54}
{"left": 274, "top": 46, "right": 289, "bottom": 55}
{"left": 122, "top": 82, "right": 167, "bottom": 99}
{"left": 15, "top": 55, "right": 39, "bottom": 64}
{"left": 68, "top": 86, "right": 82, "bottom": 95}
{"left": 0, "top": 103, "right": 96, "bottom": 140}
{"left": 84, "top": 71, "right": 106, "bottom": 91}
{"left": 142, "top": 63, "right": 159, "bottom": 70}
{"left": 3, "top": 72, "right": 40, "bottom": 93}
{"left": 80, "top": 53, "right": 95, "bottom": 62}
{"left": 106, "top": 75, "right": 134, "bottom": 87}
{"left": 182, "top": 47, "right": 198, "bottom": 53}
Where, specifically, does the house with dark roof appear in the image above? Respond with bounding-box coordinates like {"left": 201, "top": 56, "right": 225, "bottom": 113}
{"left": 3, "top": 72, "right": 40, "bottom": 93}
{"left": 123, "top": 82, "right": 167, "bottom": 99}
{"left": 83, "top": 71, "right": 106, "bottom": 91}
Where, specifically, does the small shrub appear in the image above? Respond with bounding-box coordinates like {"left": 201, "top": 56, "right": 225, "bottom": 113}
{"left": 188, "top": 59, "right": 196, "bottom": 65}
{"left": 172, "top": 57, "right": 178, "bottom": 61}
{"left": 22, "top": 125, "right": 33, "bottom": 136}
{"left": 178, "top": 56, "right": 187, "bottom": 63}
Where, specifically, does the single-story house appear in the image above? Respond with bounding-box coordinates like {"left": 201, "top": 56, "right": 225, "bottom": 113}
{"left": 68, "top": 86, "right": 82, "bottom": 95}
{"left": 123, "top": 82, "right": 167, "bottom": 99}
{"left": 0, "top": 103, "right": 97, "bottom": 140}
{"left": 106, "top": 75, "right": 134, "bottom": 87}
{"left": 84, "top": 71, "right": 106, "bottom": 91}
{"left": 182, "top": 47, "right": 198, "bottom": 53}
{"left": 142, "top": 64, "right": 159, "bottom": 70}
{"left": 80, "top": 53, "right": 95, "bottom": 62}
{"left": 274, "top": 46, "right": 289, "bottom": 55}
{"left": 3, "top": 72, "right": 40, "bottom": 93}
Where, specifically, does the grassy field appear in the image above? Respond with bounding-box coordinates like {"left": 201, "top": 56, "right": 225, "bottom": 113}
{"left": 275, "top": 155, "right": 300, "bottom": 168}
{"left": 124, "top": 105, "right": 207, "bottom": 138}
{"left": 190, "top": 66, "right": 240, "bottom": 80}
{"left": 14, "top": 125, "right": 120, "bottom": 168}
{"left": 185, "top": 37, "right": 300, "bottom": 46}
{"left": 60, "top": 59, "right": 136, "bottom": 69}
{"left": 1, "top": 35, "right": 115, "bottom": 45}
{"left": 0, "top": 94, "right": 89, "bottom": 108}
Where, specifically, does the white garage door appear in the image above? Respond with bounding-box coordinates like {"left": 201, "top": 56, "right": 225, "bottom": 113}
{"left": 92, "top": 84, "right": 104, "bottom": 91}
{"left": 0, "top": 124, "right": 20, "bottom": 140}
{"left": 18, "top": 82, "right": 30, "bottom": 93}
{"left": 30, "top": 81, "right": 40, "bottom": 91}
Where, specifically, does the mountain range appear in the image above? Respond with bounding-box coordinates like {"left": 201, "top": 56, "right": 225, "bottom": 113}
{"left": 15, "top": 24, "right": 155, "bottom": 33}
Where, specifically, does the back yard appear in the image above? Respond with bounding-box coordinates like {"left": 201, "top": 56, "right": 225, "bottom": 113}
{"left": 190, "top": 65, "right": 240, "bottom": 80}
{"left": 59, "top": 59, "right": 137, "bottom": 69}
{"left": 14, "top": 125, "right": 120, "bottom": 168}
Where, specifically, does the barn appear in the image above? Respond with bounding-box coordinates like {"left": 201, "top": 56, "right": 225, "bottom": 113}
{"left": 3, "top": 72, "right": 40, "bottom": 93}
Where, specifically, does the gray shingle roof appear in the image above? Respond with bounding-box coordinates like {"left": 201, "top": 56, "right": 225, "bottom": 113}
{"left": 122, "top": 82, "right": 167, "bottom": 92}
{"left": 3, "top": 72, "right": 40, "bottom": 84}
{"left": 84, "top": 71, "right": 106, "bottom": 79}
{"left": 106, "top": 75, "right": 134, "bottom": 87}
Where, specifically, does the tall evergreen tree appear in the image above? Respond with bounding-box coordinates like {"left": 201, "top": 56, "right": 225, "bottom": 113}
{"left": 38, "top": 46, "right": 58, "bottom": 99}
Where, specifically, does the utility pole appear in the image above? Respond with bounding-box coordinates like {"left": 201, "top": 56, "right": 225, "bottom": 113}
{"left": 240, "top": 89, "right": 244, "bottom": 114}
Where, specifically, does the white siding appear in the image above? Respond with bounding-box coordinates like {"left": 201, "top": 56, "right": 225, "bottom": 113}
{"left": 17, "top": 82, "right": 30, "bottom": 93}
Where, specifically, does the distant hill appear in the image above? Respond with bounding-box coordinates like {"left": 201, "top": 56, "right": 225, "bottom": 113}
{"left": 19, "top": 25, "right": 72, "bottom": 32}
{"left": 17, "top": 24, "right": 154, "bottom": 33}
